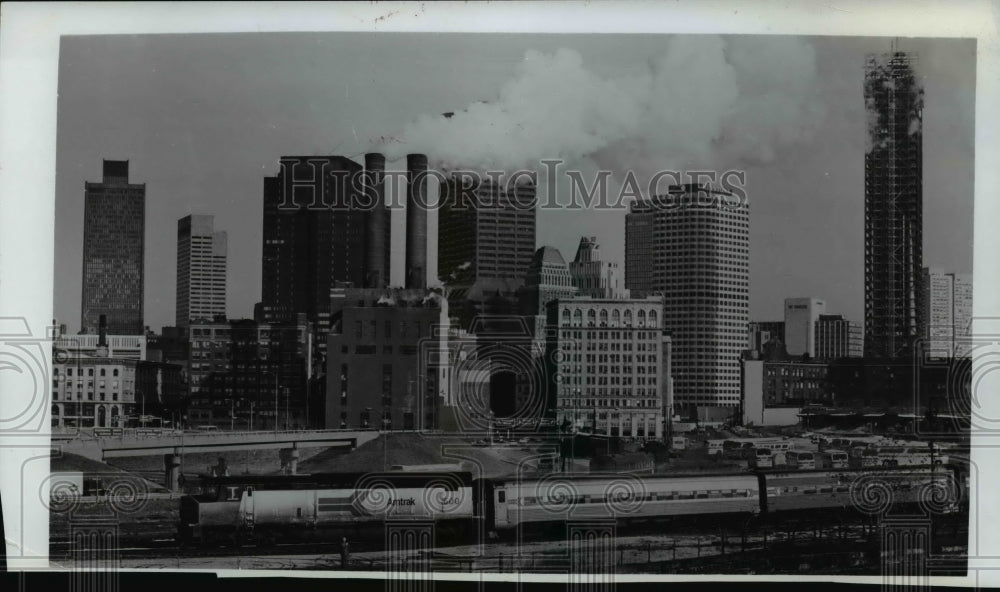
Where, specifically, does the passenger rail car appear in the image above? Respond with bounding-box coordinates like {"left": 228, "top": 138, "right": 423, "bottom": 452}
{"left": 755, "top": 466, "right": 963, "bottom": 516}
{"left": 488, "top": 473, "right": 761, "bottom": 530}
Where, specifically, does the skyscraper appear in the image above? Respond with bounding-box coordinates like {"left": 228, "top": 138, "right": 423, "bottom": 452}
{"left": 626, "top": 183, "right": 749, "bottom": 410}
{"left": 81, "top": 160, "right": 145, "bottom": 335}
{"left": 438, "top": 175, "right": 537, "bottom": 289}
{"left": 176, "top": 215, "right": 228, "bottom": 327}
{"left": 864, "top": 51, "right": 924, "bottom": 358}
{"left": 814, "top": 314, "right": 863, "bottom": 360}
{"left": 261, "top": 155, "right": 390, "bottom": 334}
{"left": 783, "top": 297, "right": 826, "bottom": 357}
{"left": 569, "top": 236, "right": 628, "bottom": 299}
{"left": 921, "top": 267, "right": 973, "bottom": 358}
{"left": 521, "top": 246, "right": 578, "bottom": 317}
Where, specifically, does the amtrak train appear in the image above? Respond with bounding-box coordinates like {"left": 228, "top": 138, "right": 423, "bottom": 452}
{"left": 177, "top": 465, "right": 964, "bottom": 547}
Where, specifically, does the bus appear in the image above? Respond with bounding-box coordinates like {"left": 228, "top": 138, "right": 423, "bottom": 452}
{"left": 819, "top": 435, "right": 884, "bottom": 452}
{"left": 748, "top": 448, "right": 774, "bottom": 469}
{"left": 723, "top": 438, "right": 786, "bottom": 460}
{"left": 871, "top": 446, "right": 948, "bottom": 468}
{"left": 785, "top": 450, "right": 816, "bottom": 470}
{"left": 706, "top": 440, "right": 727, "bottom": 457}
{"left": 817, "top": 450, "right": 849, "bottom": 469}
{"left": 756, "top": 440, "right": 791, "bottom": 453}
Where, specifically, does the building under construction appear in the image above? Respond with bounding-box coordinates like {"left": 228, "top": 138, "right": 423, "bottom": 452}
{"left": 863, "top": 50, "right": 924, "bottom": 359}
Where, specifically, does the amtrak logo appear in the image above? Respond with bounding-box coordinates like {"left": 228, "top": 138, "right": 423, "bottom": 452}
{"left": 388, "top": 498, "right": 416, "bottom": 506}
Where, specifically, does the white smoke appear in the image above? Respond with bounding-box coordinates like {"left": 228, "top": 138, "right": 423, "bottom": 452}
{"left": 384, "top": 36, "right": 825, "bottom": 181}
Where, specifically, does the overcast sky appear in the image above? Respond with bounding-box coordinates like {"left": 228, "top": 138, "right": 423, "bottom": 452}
{"left": 53, "top": 33, "right": 975, "bottom": 334}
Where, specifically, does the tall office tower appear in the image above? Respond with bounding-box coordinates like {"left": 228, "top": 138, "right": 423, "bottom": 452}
{"left": 176, "top": 215, "right": 228, "bottom": 327}
{"left": 625, "top": 184, "right": 749, "bottom": 410}
{"left": 864, "top": 51, "right": 924, "bottom": 358}
{"left": 521, "top": 247, "right": 578, "bottom": 317}
{"left": 953, "top": 273, "right": 973, "bottom": 358}
{"left": 81, "top": 160, "right": 146, "bottom": 335}
{"left": 569, "top": 236, "right": 628, "bottom": 299}
{"left": 921, "top": 267, "right": 974, "bottom": 358}
{"left": 438, "top": 174, "right": 537, "bottom": 289}
{"left": 261, "top": 155, "right": 391, "bottom": 334}
{"left": 783, "top": 297, "right": 826, "bottom": 357}
{"left": 814, "top": 314, "right": 863, "bottom": 360}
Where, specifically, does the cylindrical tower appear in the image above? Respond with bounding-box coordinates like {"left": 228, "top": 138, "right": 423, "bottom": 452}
{"left": 405, "top": 153, "right": 428, "bottom": 290}
{"left": 364, "top": 153, "right": 387, "bottom": 288}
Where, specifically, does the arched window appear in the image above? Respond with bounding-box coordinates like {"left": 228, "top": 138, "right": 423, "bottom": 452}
{"left": 98, "top": 405, "right": 107, "bottom": 428}
{"left": 599, "top": 309, "right": 608, "bottom": 327}
{"left": 587, "top": 309, "right": 596, "bottom": 327}
{"left": 573, "top": 309, "right": 583, "bottom": 327}
{"left": 648, "top": 310, "right": 658, "bottom": 328}
{"left": 637, "top": 309, "right": 646, "bottom": 327}
{"left": 612, "top": 310, "right": 621, "bottom": 327}
{"left": 624, "top": 310, "right": 633, "bottom": 327}
{"left": 562, "top": 309, "right": 571, "bottom": 325}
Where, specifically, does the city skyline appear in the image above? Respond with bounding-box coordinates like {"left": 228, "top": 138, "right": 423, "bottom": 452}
{"left": 53, "top": 33, "right": 975, "bottom": 334}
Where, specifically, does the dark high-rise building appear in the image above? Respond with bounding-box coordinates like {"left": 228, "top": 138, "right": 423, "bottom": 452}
{"left": 864, "top": 51, "right": 924, "bottom": 358}
{"left": 438, "top": 174, "right": 537, "bottom": 289}
{"left": 261, "top": 155, "right": 391, "bottom": 341}
{"left": 176, "top": 215, "right": 227, "bottom": 327}
{"left": 625, "top": 184, "right": 749, "bottom": 410}
{"left": 81, "top": 160, "right": 146, "bottom": 335}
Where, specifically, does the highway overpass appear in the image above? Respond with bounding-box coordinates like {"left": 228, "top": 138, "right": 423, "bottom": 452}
{"left": 54, "top": 429, "right": 382, "bottom": 461}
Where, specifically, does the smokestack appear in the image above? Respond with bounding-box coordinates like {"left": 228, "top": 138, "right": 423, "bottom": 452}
{"left": 364, "top": 153, "right": 387, "bottom": 289}
{"left": 406, "top": 153, "right": 428, "bottom": 290}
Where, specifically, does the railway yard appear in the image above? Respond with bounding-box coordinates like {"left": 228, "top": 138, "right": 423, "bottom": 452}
{"left": 48, "top": 428, "right": 971, "bottom": 575}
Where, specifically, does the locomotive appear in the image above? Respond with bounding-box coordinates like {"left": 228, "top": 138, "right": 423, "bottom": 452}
{"left": 177, "top": 465, "right": 964, "bottom": 547}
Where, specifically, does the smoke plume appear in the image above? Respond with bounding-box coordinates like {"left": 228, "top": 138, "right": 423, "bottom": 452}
{"left": 385, "top": 36, "right": 826, "bottom": 181}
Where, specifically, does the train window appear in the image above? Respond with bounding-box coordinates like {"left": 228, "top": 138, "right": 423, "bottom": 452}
{"left": 836, "top": 486, "right": 849, "bottom": 493}
{"left": 524, "top": 497, "right": 536, "bottom": 506}
{"left": 645, "top": 494, "right": 654, "bottom": 502}
{"left": 696, "top": 491, "right": 708, "bottom": 499}
{"left": 721, "top": 490, "right": 734, "bottom": 498}
{"left": 498, "top": 491, "right": 506, "bottom": 503}
{"left": 678, "top": 492, "right": 694, "bottom": 500}
{"left": 819, "top": 487, "right": 832, "bottom": 493}
{"left": 297, "top": 508, "right": 302, "bottom": 518}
